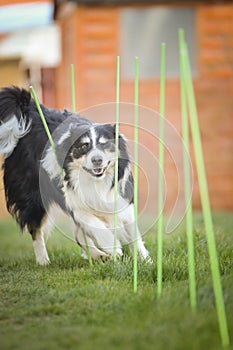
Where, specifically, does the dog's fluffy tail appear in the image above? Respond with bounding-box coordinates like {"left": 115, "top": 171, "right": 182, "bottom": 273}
{"left": 0, "top": 86, "right": 32, "bottom": 157}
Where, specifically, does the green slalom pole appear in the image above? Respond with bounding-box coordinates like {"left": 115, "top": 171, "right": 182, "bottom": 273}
{"left": 179, "top": 29, "right": 230, "bottom": 347}
{"left": 30, "top": 86, "right": 56, "bottom": 154}
{"left": 133, "top": 57, "right": 139, "bottom": 293}
{"left": 179, "top": 31, "right": 197, "bottom": 310}
{"left": 70, "top": 64, "right": 76, "bottom": 113}
{"left": 113, "top": 56, "right": 120, "bottom": 261}
{"left": 157, "top": 43, "right": 166, "bottom": 298}
{"left": 70, "top": 64, "right": 81, "bottom": 257}
{"left": 70, "top": 64, "right": 92, "bottom": 266}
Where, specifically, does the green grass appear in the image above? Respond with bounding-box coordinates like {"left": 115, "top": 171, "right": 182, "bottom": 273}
{"left": 0, "top": 213, "right": 232, "bottom": 350}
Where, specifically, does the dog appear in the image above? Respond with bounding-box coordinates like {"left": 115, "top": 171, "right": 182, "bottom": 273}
{"left": 0, "top": 86, "right": 150, "bottom": 265}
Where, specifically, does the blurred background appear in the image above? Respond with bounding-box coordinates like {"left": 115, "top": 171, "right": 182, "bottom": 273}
{"left": 0, "top": 0, "right": 233, "bottom": 220}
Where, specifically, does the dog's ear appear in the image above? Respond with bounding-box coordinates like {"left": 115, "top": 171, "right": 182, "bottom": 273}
{"left": 110, "top": 124, "right": 126, "bottom": 141}
{"left": 104, "top": 123, "right": 116, "bottom": 138}
{"left": 55, "top": 136, "right": 72, "bottom": 167}
{"left": 118, "top": 133, "right": 128, "bottom": 153}
{"left": 69, "top": 123, "right": 90, "bottom": 144}
{"left": 111, "top": 124, "right": 116, "bottom": 134}
{"left": 109, "top": 124, "right": 128, "bottom": 148}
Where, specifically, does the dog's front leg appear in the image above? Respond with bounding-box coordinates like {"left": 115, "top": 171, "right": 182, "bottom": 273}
{"left": 73, "top": 212, "right": 123, "bottom": 259}
{"left": 120, "top": 203, "right": 151, "bottom": 261}
{"left": 74, "top": 225, "right": 109, "bottom": 260}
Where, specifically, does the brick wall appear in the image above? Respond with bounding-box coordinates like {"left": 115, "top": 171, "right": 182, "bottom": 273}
{"left": 196, "top": 5, "right": 233, "bottom": 209}
{"left": 56, "top": 6, "right": 118, "bottom": 110}
{"left": 198, "top": 5, "right": 233, "bottom": 78}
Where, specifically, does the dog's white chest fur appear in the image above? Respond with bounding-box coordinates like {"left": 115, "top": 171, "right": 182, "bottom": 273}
{"left": 64, "top": 169, "right": 115, "bottom": 215}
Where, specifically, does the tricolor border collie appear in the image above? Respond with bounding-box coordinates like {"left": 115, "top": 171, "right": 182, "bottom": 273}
{"left": 0, "top": 87, "right": 150, "bottom": 265}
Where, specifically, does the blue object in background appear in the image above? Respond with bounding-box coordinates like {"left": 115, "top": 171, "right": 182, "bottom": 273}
{"left": 0, "top": 2, "right": 53, "bottom": 33}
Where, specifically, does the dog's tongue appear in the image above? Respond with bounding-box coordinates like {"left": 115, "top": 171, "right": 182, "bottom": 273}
{"left": 93, "top": 168, "right": 103, "bottom": 175}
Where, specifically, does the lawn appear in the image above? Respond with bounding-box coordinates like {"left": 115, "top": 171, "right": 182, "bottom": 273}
{"left": 0, "top": 212, "right": 232, "bottom": 350}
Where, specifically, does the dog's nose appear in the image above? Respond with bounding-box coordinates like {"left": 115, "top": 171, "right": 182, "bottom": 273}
{"left": 91, "top": 155, "right": 103, "bottom": 167}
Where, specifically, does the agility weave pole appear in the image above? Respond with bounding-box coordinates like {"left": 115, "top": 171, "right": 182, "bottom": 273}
{"left": 70, "top": 64, "right": 82, "bottom": 257}
{"left": 30, "top": 86, "right": 56, "bottom": 154}
{"left": 157, "top": 43, "right": 166, "bottom": 298}
{"left": 179, "top": 29, "right": 229, "bottom": 347}
{"left": 70, "top": 64, "right": 76, "bottom": 114}
{"left": 113, "top": 56, "right": 120, "bottom": 262}
{"left": 70, "top": 65, "right": 93, "bottom": 266}
{"left": 133, "top": 57, "right": 139, "bottom": 293}
{"left": 179, "top": 34, "right": 197, "bottom": 310}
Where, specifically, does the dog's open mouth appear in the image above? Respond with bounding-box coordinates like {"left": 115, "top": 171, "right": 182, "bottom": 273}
{"left": 83, "top": 161, "right": 110, "bottom": 178}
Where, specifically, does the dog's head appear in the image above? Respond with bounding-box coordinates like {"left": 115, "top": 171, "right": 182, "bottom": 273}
{"left": 56, "top": 122, "right": 129, "bottom": 182}
{"left": 69, "top": 123, "right": 116, "bottom": 179}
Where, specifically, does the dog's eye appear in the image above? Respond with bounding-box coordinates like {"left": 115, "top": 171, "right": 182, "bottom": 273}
{"left": 80, "top": 143, "right": 89, "bottom": 151}
{"left": 73, "top": 143, "right": 90, "bottom": 158}
{"left": 78, "top": 143, "right": 90, "bottom": 153}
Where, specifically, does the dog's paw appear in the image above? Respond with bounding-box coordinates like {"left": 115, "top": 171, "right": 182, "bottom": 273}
{"left": 36, "top": 256, "right": 51, "bottom": 266}
{"left": 81, "top": 251, "right": 88, "bottom": 260}
{"left": 106, "top": 248, "right": 123, "bottom": 261}
{"left": 144, "top": 256, "right": 153, "bottom": 265}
